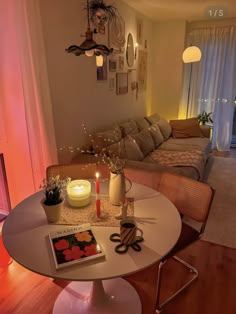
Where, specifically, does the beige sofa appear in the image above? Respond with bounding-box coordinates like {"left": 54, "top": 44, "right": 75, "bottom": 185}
{"left": 72, "top": 114, "right": 212, "bottom": 180}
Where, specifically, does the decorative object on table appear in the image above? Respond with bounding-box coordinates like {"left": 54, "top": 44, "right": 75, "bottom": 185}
{"left": 109, "top": 233, "right": 143, "bottom": 254}
{"left": 65, "top": 0, "right": 117, "bottom": 58}
{"left": 82, "top": 124, "right": 133, "bottom": 206}
{"left": 116, "top": 72, "right": 128, "bottom": 95}
{"left": 67, "top": 180, "right": 91, "bottom": 208}
{"left": 53, "top": 195, "right": 135, "bottom": 227}
{"left": 49, "top": 223, "right": 105, "bottom": 269}
{"left": 120, "top": 217, "right": 143, "bottom": 245}
{"left": 109, "top": 170, "right": 130, "bottom": 206}
{"left": 115, "top": 200, "right": 128, "bottom": 219}
{"left": 95, "top": 172, "right": 101, "bottom": 217}
{"left": 40, "top": 175, "right": 71, "bottom": 223}
{"left": 109, "top": 170, "right": 126, "bottom": 206}
{"left": 182, "top": 45, "right": 202, "bottom": 118}
{"left": 197, "top": 110, "right": 213, "bottom": 125}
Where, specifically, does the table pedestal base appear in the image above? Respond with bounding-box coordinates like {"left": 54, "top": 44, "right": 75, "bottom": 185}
{"left": 53, "top": 278, "right": 142, "bottom": 314}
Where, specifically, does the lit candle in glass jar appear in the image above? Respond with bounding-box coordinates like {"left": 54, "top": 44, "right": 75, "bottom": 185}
{"left": 67, "top": 180, "right": 91, "bottom": 207}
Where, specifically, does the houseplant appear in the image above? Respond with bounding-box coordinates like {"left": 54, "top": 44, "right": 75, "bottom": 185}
{"left": 197, "top": 111, "right": 213, "bottom": 125}
{"left": 40, "top": 175, "right": 71, "bottom": 223}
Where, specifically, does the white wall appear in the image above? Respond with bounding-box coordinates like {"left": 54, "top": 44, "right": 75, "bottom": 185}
{"left": 39, "top": 0, "right": 154, "bottom": 163}
{"left": 151, "top": 21, "right": 186, "bottom": 120}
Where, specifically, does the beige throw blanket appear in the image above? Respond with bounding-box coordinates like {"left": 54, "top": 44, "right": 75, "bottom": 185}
{"left": 150, "top": 150, "right": 206, "bottom": 179}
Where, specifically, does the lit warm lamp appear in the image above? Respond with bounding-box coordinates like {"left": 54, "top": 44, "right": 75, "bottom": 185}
{"left": 67, "top": 180, "right": 91, "bottom": 207}
{"left": 96, "top": 55, "right": 103, "bottom": 67}
{"left": 182, "top": 46, "right": 201, "bottom": 63}
{"left": 182, "top": 46, "right": 202, "bottom": 118}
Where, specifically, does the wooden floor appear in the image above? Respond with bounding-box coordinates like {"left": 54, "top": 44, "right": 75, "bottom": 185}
{"left": 0, "top": 240, "right": 236, "bottom": 314}
{"left": 0, "top": 148, "right": 235, "bottom": 314}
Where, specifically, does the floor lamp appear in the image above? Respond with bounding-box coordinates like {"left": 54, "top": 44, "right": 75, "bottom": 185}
{"left": 182, "top": 46, "right": 202, "bottom": 118}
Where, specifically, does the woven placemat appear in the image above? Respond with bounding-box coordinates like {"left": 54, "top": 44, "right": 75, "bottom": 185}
{"left": 54, "top": 195, "right": 134, "bottom": 227}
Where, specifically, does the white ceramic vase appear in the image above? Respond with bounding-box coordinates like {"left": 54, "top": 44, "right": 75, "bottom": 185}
{"left": 41, "top": 199, "right": 63, "bottom": 223}
{"left": 109, "top": 171, "right": 126, "bottom": 206}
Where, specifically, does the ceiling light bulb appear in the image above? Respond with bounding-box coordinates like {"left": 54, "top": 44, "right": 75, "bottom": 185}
{"left": 85, "top": 49, "right": 94, "bottom": 57}
{"left": 96, "top": 55, "right": 103, "bottom": 67}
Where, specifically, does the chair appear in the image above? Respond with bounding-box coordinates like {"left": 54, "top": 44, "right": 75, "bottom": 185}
{"left": 155, "top": 172, "right": 214, "bottom": 312}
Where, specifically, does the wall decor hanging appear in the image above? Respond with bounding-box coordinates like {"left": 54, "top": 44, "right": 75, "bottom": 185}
{"left": 116, "top": 73, "right": 128, "bottom": 95}
{"left": 137, "top": 50, "right": 147, "bottom": 91}
{"left": 66, "top": 0, "right": 125, "bottom": 62}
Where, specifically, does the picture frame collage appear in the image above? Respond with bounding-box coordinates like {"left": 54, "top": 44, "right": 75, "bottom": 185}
{"left": 96, "top": 18, "right": 147, "bottom": 95}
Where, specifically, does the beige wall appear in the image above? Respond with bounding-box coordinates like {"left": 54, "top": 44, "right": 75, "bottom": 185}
{"left": 151, "top": 21, "right": 186, "bottom": 120}
{"left": 39, "top": 0, "right": 154, "bottom": 163}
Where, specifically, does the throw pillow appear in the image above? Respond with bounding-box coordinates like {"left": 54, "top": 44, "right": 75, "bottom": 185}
{"left": 131, "top": 129, "right": 155, "bottom": 156}
{"left": 93, "top": 124, "right": 122, "bottom": 153}
{"left": 119, "top": 119, "right": 139, "bottom": 136}
{"left": 106, "top": 135, "right": 144, "bottom": 161}
{"left": 145, "top": 113, "right": 160, "bottom": 125}
{"left": 156, "top": 118, "right": 172, "bottom": 140}
{"left": 148, "top": 124, "right": 164, "bottom": 148}
{"left": 135, "top": 117, "right": 150, "bottom": 130}
{"left": 170, "top": 118, "right": 204, "bottom": 138}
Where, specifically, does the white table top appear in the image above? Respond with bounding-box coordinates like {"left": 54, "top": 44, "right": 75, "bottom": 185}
{"left": 2, "top": 181, "right": 181, "bottom": 281}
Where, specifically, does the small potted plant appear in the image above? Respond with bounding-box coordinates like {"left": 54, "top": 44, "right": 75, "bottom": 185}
{"left": 197, "top": 111, "right": 213, "bottom": 125}
{"left": 40, "top": 175, "right": 71, "bottom": 223}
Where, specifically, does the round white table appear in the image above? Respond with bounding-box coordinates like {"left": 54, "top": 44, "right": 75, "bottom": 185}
{"left": 2, "top": 181, "right": 181, "bottom": 314}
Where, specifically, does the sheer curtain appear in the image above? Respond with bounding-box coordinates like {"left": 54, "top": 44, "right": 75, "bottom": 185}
{"left": 0, "top": 0, "right": 58, "bottom": 206}
{"left": 181, "top": 23, "right": 236, "bottom": 151}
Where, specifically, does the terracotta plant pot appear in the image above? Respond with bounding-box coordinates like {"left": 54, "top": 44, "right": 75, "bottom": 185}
{"left": 41, "top": 199, "right": 63, "bottom": 223}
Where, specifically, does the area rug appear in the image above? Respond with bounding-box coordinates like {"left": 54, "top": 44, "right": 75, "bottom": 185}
{"left": 201, "top": 156, "right": 236, "bottom": 248}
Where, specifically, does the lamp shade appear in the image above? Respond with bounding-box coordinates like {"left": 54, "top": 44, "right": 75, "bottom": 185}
{"left": 182, "top": 46, "right": 202, "bottom": 63}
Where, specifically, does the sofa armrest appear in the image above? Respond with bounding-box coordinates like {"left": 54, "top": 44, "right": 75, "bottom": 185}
{"left": 200, "top": 125, "right": 212, "bottom": 138}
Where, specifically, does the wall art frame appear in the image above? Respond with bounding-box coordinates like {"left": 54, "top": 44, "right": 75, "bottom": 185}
{"left": 116, "top": 72, "right": 128, "bottom": 95}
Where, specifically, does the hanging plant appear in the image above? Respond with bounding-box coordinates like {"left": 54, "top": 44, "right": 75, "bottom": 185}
{"left": 87, "top": 0, "right": 117, "bottom": 28}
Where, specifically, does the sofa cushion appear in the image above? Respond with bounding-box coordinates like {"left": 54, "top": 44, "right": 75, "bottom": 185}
{"left": 131, "top": 129, "right": 155, "bottom": 156}
{"left": 119, "top": 119, "right": 139, "bottom": 136}
{"left": 148, "top": 124, "right": 164, "bottom": 148}
{"left": 93, "top": 124, "right": 122, "bottom": 153}
{"left": 156, "top": 118, "right": 172, "bottom": 140}
{"left": 159, "top": 137, "right": 212, "bottom": 155}
{"left": 135, "top": 117, "right": 150, "bottom": 130}
{"left": 106, "top": 135, "right": 144, "bottom": 161}
{"left": 145, "top": 113, "right": 160, "bottom": 124}
{"left": 170, "top": 118, "right": 204, "bottom": 138}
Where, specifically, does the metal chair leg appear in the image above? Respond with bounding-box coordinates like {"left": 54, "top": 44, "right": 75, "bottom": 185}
{"left": 156, "top": 256, "right": 199, "bottom": 312}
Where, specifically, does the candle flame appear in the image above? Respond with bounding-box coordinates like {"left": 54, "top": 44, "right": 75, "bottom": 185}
{"left": 73, "top": 185, "right": 85, "bottom": 192}
{"left": 95, "top": 172, "right": 99, "bottom": 179}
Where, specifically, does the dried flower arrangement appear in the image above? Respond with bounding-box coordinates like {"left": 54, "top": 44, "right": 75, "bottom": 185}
{"left": 82, "top": 124, "right": 126, "bottom": 174}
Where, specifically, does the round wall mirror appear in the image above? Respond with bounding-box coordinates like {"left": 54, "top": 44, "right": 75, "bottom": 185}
{"left": 126, "top": 33, "right": 135, "bottom": 67}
